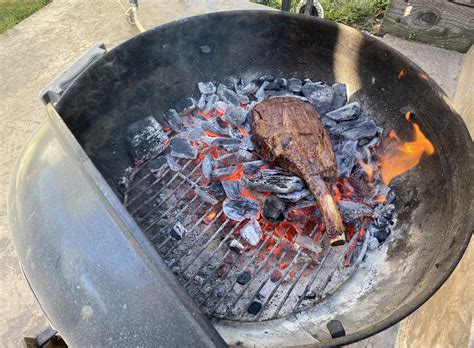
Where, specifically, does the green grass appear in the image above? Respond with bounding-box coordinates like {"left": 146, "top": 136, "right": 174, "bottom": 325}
{"left": 0, "top": 0, "right": 51, "bottom": 34}
{"left": 252, "top": 0, "right": 389, "bottom": 34}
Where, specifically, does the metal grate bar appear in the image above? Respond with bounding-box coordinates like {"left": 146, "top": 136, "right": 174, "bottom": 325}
{"left": 252, "top": 225, "right": 320, "bottom": 320}
{"left": 200, "top": 226, "right": 280, "bottom": 310}
{"left": 128, "top": 159, "right": 194, "bottom": 215}
{"left": 169, "top": 209, "right": 224, "bottom": 269}
{"left": 137, "top": 165, "right": 202, "bottom": 223}
{"left": 156, "top": 199, "right": 205, "bottom": 249}
{"left": 184, "top": 221, "right": 243, "bottom": 288}
{"left": 214, "top": 226, "right": 291, "bottom": 317}
{"left": 143, "top": 175, "right": 203, "bottom": 231}
{"left": 178, "top": 219, "right": 231, "bottom": 276}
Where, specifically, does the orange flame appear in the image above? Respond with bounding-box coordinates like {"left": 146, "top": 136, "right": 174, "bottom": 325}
{"left": 398, "top": 69, "right": 407, "bottom": 79}
{"left": 379, "top": 122, "right": 435, "bottom": 185}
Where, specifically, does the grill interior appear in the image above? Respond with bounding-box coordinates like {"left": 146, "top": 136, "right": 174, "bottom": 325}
{"left": 124, "top": 145, "right": 366, "bottom": 321}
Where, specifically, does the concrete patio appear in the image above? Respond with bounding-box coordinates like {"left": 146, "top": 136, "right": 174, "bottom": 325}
{"left": 0, "top": 1, "right": 471, "bottom": 347}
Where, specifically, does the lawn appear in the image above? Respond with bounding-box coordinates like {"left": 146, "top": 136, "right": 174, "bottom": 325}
{"left": 0, "top": 0, "right": 51, "bottom": 34}
{"left": 252, "top": 0, "right": 389, "bottom": 34}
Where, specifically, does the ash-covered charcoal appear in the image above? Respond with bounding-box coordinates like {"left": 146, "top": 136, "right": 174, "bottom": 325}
{"left": 337, "top": 200, "right": 373, "bottom": 223}
{"left": 223, "top": 104, "right": 247, "bottom": 126}
{"left": 367, "top": 234, "right": 380, "bottom": 250}
{"left": 237, "top": 149, "right": 255, "bottom": 162}
{"left": 197, "top": 94, "right": 206, "bottom": 110}
{"left": 125, "top": 116, "right": 168, "bottom": 163}
{"left": 233, "top": 78, "right": 244, "bottom": 95}
{"left": 239, "top": 136, "right": 256, "bottom": 151}
{"left": 223, "top": 197, "right": 260, "bottom": 221}
{"left": 289, "top": 197, "right": 317, "bottom": 210}
{"left": 182, "top": 127, "right": 205, "bottom": 140}
{"left": 240, "top": 95, "right": 250, "bottom": 105}
{"left": 170, "top": 137, "right": 198, "bottom": 159}
{"left": 194, "top": 187, "right": 219, "bottom": 205}
{"left": 236, "top": 271, "right": 252, "bottom": 285}
{"left": 242, "top": 160, "right": 267, "bottom": 174}
{"left": 217, "top": 84, "right": 240, "bottom": 106}
{"left": 211, "top": 166, "right": 238, "bottom": 180}
{"left": 207, "top": 181, "right": 226, "bottom": 201}
{"left": 228, "top": 239, "right": 245, "bottom": 254}
{"left": 263, "top": 195, "right": 288, "bottom": 224}
{"left": 204, "top": 94, "right": 219, "bottom": 113}
{"left": 329, "top": 118, "right": 378, "bottom": 140}
{"left": 214, "top": 101, "right": 228, "bottom": 114}
{"left": 277, "top": 189, "right": 311, "bottom": 202}
{"left": 287, "top": 78, "right": 303, "bottom": 92}
{"left": 243, "top": 169, "right": 304, "bottom": 194}
{"left": 166, "top": 154, "right": 181, "bottom": 172}
{"left": 374, "top": 182, "right": 391, "bottom": 198}
{"left": 301, "top": 82, "right": 334, "bottom": 114}
{"left": 336, "top": 140, "right": 358, "bottom": 177}
{"left": 331, "top": 83, "right": 348, "bottom": 110}
{"left": 117, "top": 176, "right": 129, "bottom": 195}
{"left": 170, "top": 222, "right": 187, "bottom": 240}
{"left": 222, "top": 180, "right": 241, "bottom": 200}
{"left": 201, "top": 119, "right": 229, "bottom": 137}
{"left": 241, "top": 81, "right": 258, "bottom": 95}
{"left": 269, "top": 90, "right": 295, "bottom": 99}
{"left": 211, "top": 137, "right": 241, "bottom": 151}
{"left": 293, "top": 234, "right": 322, "bottom": 254}
{"left": 256, "top": 81, "right": 270, "bottom": 102}
{"left": 214, "top": 153, "right": 238, "bottom": 168}
{"left": 198, "top": 81, "right": 216, "bottom": 94}
{"left": 200, "top": 154, "right": 213, "bottom": 179}
{"left": 267, "top": 78, "right": 287, "bottom": 90}
{"left": 325, "top": 102, "right": 361, "bottom": 121}
{"left": 175, "top": 98, "right": 196, "bottom": 115}
{"left": 368, "top": 225, "right": 390, "bottom": 243}
{"left": 240, "top": 219, "right": 262, "bottom": 246}
{"left": 163, "top": 109, "right": 183, "bottom": 131}
{"left": 145, "top": 156, "right": 168, "bottom": 177}
{"left": 321, "top": 116, "right": 337, "bottom": 128}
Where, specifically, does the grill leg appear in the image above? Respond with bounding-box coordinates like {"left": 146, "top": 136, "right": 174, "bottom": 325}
{"left": 24, "top": 326, "right": 67, "bottom": 348}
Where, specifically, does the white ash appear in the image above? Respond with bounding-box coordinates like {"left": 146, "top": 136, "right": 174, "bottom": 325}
{"left": 240, "top": 219, "right": 262, "bottom": 246}
{"left": 223, "top": 197, "right": 260, "bottom": 222}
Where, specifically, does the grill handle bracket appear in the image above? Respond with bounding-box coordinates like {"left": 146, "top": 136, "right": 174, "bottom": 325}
{"left": 40, "top": 43, "right": 107, "bottom": 105}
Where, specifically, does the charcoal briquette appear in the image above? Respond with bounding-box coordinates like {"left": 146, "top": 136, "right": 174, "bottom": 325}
{"left": 240, "top": 219, "right": 262, "bottom": 246}
{"left": 223, "top": 197, "right": 260, "bottom": 222}
{"left": 301, "top": 82, "right": 334, "bottom": 114}
{"left": 198, "top": 81, "right": 216, "bottom": 94}
{"left": 222, "top": 180, "right": 242, "bottom": 200}
{"left": 263, "top": 195, "right": 288, "bottom": 224}
{"left": 329, "top": 118, "right": 378, "bottom": 140}
{"left": 247, "top": 301, "right": 262, "bottom": 315}
{"left": 330, "top": 83, "right": 348, "bottom": 110}
{"left": 202, "top": 154, "right": 213, "bottom": 179}
{"left": 125, "top": 116, "right": 168, "bottom": 162}
{"left": 170, "top": 137, "right": 198, "bottom": 159}
{"left": 236, "top": 271, "right": 252, "bottom": 285}
{"left": 241, "top": 81, "right": 258, "bottom": 95}
{"left": 287, "top": 78, "right": 303, "bottom": 92}
{"left": 243, "top": 169, "right": 304, "bottom": 194}
{"left": 223, "top": 104, "right": 247, "bottom": 125}
{"left": 325, "top": 102, "right": 361, "bottom": 121}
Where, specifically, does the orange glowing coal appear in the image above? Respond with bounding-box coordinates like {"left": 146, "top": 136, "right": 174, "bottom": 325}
{"left": 220, "top": 166, "right": 244, "bottom": 181}
{"left": 378, "top": 120, "right": 435, "bottom": 185}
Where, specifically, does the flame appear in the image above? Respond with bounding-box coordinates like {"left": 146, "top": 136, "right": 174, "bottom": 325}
{"left": 405, "top": 111, "right": 412, "bottom": 121}
{"left": 358, "top": 160, "right": 374, "bottom": 182}
{"left": 220, "top": 166, "right": 244, "bottom": 181}
{"left": 379, "top": 122, "right": 435, "bottom": 185}
{"left": 204, "top": 211, "right": 217, "bottom": 224}
{"left": 419, "top": 73, "right": 428, "bottom": 81}
{"left": 398, "top": 69, "right": 407, "bottom": 79}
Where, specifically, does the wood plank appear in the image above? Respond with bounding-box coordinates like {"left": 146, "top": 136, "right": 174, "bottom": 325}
{"left": 381, "top": 0, "right": 474, "bottom": 52}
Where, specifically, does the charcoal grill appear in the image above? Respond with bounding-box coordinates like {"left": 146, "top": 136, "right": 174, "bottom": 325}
{"left": 9, "top": 11, "right": 473, "bottom": 347}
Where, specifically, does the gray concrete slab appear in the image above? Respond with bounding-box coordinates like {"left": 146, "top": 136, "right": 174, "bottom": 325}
{"left": 0, "top": 1, "right": 469, "bottom": 347}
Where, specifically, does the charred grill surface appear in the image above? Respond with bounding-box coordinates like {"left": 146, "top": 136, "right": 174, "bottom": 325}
{"left": 252, "top": 98, "right": 345, "bottom": 245}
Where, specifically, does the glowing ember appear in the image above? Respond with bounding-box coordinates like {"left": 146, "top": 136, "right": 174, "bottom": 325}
{"left": 204, "top": 211, "right": 217, "bottom": 224}
{"left": 378, "top": 120, "right": 435, "bottom": 185}
{"left": 220, "top": 166, "right": 244, "bottom": 181}
{"left": 398, "top": 69, "right": 407, "bottom": 79}
{"left": 204, "top": 130, "right": 222, "bottom": 137}
{"left": 238, "top": 127, "right": 248, "bottom": 136}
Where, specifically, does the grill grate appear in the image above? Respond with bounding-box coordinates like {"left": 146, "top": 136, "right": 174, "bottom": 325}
{"left": 124, "top": 151, "right": 365, "bottom": 322}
